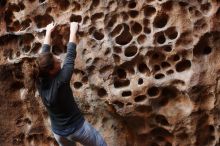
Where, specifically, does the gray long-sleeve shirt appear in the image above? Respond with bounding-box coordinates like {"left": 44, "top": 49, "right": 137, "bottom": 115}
{"left": 36, "top": 43, "right": 84, "bottom": 136}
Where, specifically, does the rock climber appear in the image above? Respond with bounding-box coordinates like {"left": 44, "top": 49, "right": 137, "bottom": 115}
{"left": 35, "top": 21, "right": 107, "bottom": 146}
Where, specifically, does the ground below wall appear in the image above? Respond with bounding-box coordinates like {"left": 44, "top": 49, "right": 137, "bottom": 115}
{"left": 0, "top": 0, "right": 220, "bottom": 146}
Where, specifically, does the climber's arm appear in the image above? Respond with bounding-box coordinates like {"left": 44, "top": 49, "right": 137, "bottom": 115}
{"left": 57, "top": 22, "right": 78, "bottom": 83}
{"left": 39, "top": 22, "right": 56, "bottom": 53}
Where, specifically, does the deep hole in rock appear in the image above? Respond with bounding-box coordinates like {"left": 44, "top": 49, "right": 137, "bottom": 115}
{"left": 208, "top": 125, "right": 215, "bottom": 133}
{"left": 104, "top": 47, "right": 111, "bottom": 55}
{"left": 152, "top": 53, "right": 160, "bottom": 60}
{"left": 3, "top": 48, "right": 13, "bottom": 58}
{"left": 91, "top": 12, "right": 104, "bottom": 22}
{"left": 74, "top": 82, "right": 83, "bottom": 89}
{"left": 135, "top": 95, "right": 147, "bottom": 102}
{"left": 113, "top": 54, "right": 120, "bottom": 63}
{"left": 83, "top": 16, "right": 89, "bottom": 24}
{"left": 165, "top": 142, "right": 172, "bottom": 146}
{"left": 153, "top": 12, "right": 169, "bottom": 28}
{"left": 155, "top": 73, "right": 165, "bottom": 79}
{"left": 131, "top": 22, "right": 142, "bottom": 35}
{"left": 143, "top": 18, "right": 150, "bottom": 26}
{"left": 179, "top": 1, "right": 188, "bottom": 7}
{"left": 120, "top": 11, "right": 129, "bottom": 21}
{"left": 92, "top": 57, "right": 100, "bottom": 65}
{"left": 165, "top": 27, "right": 178, "bottom": 40}
{"left": 201, "top": 3, "right": 211, "bottom": 13}
{"left": 28, "top": 0, "right": 36, "bottom": 2}
{"left": 115, "top": 24, "right": 132, "bottom": 45}
{"left": 10, "top": 81, "right": 24, "bottom": 90}
{"left": 82, "top": 76, "right": 88, "bottom": 83}
{"left": 124, "top": 45, "right": 138, "bottom": 57}
{"left": 114, "top": 79, "right": 130, "bottom": 88}
{"left": 87, "top": 65, "right": 95, "bottom": 73}
{"left": 0, "top": 0, "right": 7, "bottom": 7}
{"left": 150, "top": 127, "right": 172, "bottom": 137}
{"left": 149, "top": 51, "right": 165, "bottom": 62}
{"left": 70, "top": 14, "right": 82, "bottom": 23}
{"left": 203, "top": 46, "right": 212, "bottom": 54}
{"left": 116, "top": 68, "right": 127, "bottom": 78}
{"left": 143, "top": 5, "right": 156, "bottom": 17}
{"left": 129, "top": 10, "right": 139, "bottom": 18}
{"left": 156, "top": 33, "right": 166, "bottom": 44}
{"left": 161, "top": 1, "right": 173, "bottom": 11}
{"left": 122, "top": 90, "right": 132, "bottom": 97}
{"left": 10, "top": 20, "right": 21, "bottom": 32}
{"left": 113, "top": 46, "right": 122, "bottom": 53}
{"left": 135, "top": 105, "right": 152, "bottom": 113}
{"left": 164, "top": 46, "right": 172, "bottom": 52}
{"left": 89, "top": 26, "right": 96, "bottom": 35}
{"left": 147, "top": 86, "right": 160, "bottom": 97}
{"left": 93, "top": 31, "right": 104, "bottom": 40}
{"left": 8, "top": 3, "right": 20, "bottom": 12}
{"left": 138, "top": 63, "right": 149, "bottom": 73}
{"left": 175, "top": 59, "right": 191, "bottom": 72}
{"left": 21, "top": 19, "right": 32, "bottom": 30}
{"left": 16, "top": 51, "right": 21, "bottom": 57}
{"left": 138, "top": 78, "right": 143, "bottom": 85}
{"left": 53, "top": 0, "right": 70, "bottom": 10}
{"left": 161, "top": 61, "right": 170, "bottom": 68}
{"left": 128, "top": 1, "right": 136, "bottom": 9}
{"left": 22, "top": 46, "right": 31, "bottom": 53}
{"left": 34, "top": 14, "right": 53, "bottom": 28}
{"left": 193, "top": 32, "right": 217, "bottom": 57}
{"left": 110, "top": 24, "right": 123, "bottom": 37}
{"left": 154, "top": 65, "right": 160, "bottom": 72}
{"left": 113, "top": 100, "right": 124, "bottom": 108}
{"left": 194, "top": 18, "right": 207, "bottom": 31}
{"left": 137, "top": 34, "right": 146, "bottom": 44}
{"left": 162, "top": 87, "right": 177, "bottom": 99}
{"left": 39, "top": 0, "right": 45, "bottom": 3}
{"left": 144, "top": 27, "right": 151, "bottom": 34}
{"left": 216, "top": 7, "right": 220, "bottom": 18}
{"left": 106, "top": 14, "right": 118, "bottom": 28}
{"left": 150, "top": 143, "right": 160, "bottom": 146}
{"left": 172, "top": 54, "right": 180, "bottom": 61}
{"left": 18, "top": 2, "right": 25, "bottom": 10}
{"left": 97, "top": 88, "right": 107, "bottom": 97}
{"left": 20, "top": 33, "right": 35, "bottom": 45}
{"left": 91, "top": 0, "right": 100, "bottom": 9}
{"left": 166, "top": 69, "right": 174, "bottom": 75}
{"left": 99, "top": 65, "right": 112, "bottom": 75}
{"left": 52, "top": 45, "right": 64, "bottom": 55}
{"left": 155, "top": 114, "right": 169, "bottom": 125}
{"left": 5, "top": 10, "right": 13, "bottom": 25}
{"left": 31, "top": 42, "right": 41, "bottom": 53}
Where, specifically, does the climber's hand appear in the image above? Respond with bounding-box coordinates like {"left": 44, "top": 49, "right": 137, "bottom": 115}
{"left": 46, "top": 21, "right": 56, "bottom": 34}
{"left": 44, "top": 22, "right": 56, "bottom": 45}
{"left": 70, "top": 22, "right": 79, "bottom": 34}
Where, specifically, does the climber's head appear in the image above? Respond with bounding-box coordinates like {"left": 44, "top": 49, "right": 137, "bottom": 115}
{"left": 37, "top": 52, "right": 61, "bottom": 78}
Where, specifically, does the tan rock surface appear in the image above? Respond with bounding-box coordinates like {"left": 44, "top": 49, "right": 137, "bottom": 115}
{"left": 0, "top": 0, "right": 220, "bottom": 146}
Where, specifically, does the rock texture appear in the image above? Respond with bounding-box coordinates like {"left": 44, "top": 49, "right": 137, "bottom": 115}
{"left": 0, "top": 0, "right": 220, "bottom": 146}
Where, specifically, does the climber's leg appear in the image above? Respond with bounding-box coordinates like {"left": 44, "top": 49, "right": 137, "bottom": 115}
{"left": 66, "top": 121, "right": 107, "bottom": 146}
{"left": 53, "top": 132, "right": 76, "bottom": 146}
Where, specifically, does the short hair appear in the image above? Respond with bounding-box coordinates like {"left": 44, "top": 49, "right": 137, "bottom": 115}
{"left": 36, "top": 52, "right": 54, "bottom": 77}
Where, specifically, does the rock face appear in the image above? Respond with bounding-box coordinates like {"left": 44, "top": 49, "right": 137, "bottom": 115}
{"left": 0, "top": 0, "right": 220, "bottom": 146}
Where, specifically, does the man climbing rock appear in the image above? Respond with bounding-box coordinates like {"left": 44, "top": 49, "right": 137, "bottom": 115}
{"left": 36, "top": 21, "right": 107, "bottom": 146}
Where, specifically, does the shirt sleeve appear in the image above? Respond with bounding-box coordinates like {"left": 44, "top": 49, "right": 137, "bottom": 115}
{"left": 57, "top": 42, "right": 77, "bottom": 83}
{"left": 41, "top": 44, "right": 51, "bottom": 53}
